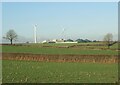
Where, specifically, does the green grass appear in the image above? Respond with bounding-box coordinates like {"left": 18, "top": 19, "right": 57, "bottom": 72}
{"left": 0, "top": 46, "right": 2, "bottom": 52}
{"left": 0, "top": 60, "right": 2, "bottom": 84}
{"left": 110, "top": 43, "right": 118, "bottom": 49}
{"left": 22, "top": 42, "right": 103, "bottom": 47}
{"left": 3, "top": 60, "right": 118, "bottom": 83}
{"left": 2, "top": 45, "right": 118, "bottom": 55}
{"left": 2, "top": 43, "right": 118, "bottom": 83}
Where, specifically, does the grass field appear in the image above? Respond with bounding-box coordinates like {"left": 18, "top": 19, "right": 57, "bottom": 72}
{"left": 1, "top": 42, "right": 118, "bottom": 55}
{"left": 2, "top": 42, "right": 119, "bottom": 83}
{"left": 2, "top": 60, "right": 118, "bottom": 83}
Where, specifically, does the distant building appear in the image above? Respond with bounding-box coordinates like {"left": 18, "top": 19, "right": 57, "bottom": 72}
{"left": 56, "top": 39, "right": 65, "bottom": 42}
{"left": 52, "top": 39, "right": 57, "bottom": 42}
{"left": 42, "top": 39, "right": 78, "bottom": 44}
{"left": 42, "top": 40, "right": 47, "bottom": 43}
{"left": 42, "top": 40, "right": 56, "bottom": 43}
{"left": 48, "top": 41, "right": 56, "bottom": 43}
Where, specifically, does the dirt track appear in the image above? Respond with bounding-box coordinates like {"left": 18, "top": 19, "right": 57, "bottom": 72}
{"left": 1, "top": 53, "right": 118, "bottom": 63}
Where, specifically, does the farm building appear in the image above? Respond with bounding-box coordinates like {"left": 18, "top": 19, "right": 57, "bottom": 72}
{"left": 42, "top": 39, "right": 78, "bottom": 43}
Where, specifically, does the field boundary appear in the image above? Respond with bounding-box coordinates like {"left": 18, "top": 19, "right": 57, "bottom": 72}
{"left": 1, "top": 53, "right": 118, "bottom": 63}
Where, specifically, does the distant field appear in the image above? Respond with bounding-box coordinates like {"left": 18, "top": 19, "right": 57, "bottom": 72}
{"left": 1, "top": 42, "right": 118, "bottom": 55}
{"left": 2, "top": 60, "right": 118, "bottom": 83}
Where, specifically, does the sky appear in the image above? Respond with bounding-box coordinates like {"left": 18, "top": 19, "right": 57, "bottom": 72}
{"left": 2, "top": 2, "right": 118, "bottom": 43}
{"left": 1, "top": 0, "right": 119, "bottom": 2}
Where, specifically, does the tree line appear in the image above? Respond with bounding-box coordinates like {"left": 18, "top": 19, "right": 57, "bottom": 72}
{"left": 3, "top": 29, "right": 115, "bottom": 49}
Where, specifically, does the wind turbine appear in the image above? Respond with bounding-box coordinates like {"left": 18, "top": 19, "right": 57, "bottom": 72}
{"left": 61, "top": 26, "right": 66, "bottom": 40}
{"left": 33, "top": 24, "right": 37, "bottom": 43}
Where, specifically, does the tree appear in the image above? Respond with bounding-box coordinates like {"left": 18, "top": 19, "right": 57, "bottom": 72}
{"left": 66, "top": 39, "right": 74, "bottom": 42}
{"left": 76, "top": 39, "right": 84, "bottom": 43}
{"left": 93, "top": 40, "right": 97, "bottom": 42}
{"left": 84, "top": 39, "right": 91, "bottom": 42}
{"left": 103, "top": 33, "right": 113, "bottom": 49}
{"left": 3, "top": 29, "right": 17, "bottom": 45}
{"left": 76, "top": 39, "right": 91, "bottom": 43}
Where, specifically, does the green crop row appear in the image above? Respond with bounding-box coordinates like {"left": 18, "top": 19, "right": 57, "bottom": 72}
{"left": 2, "top": 45, "right": 118, "bottom": 55}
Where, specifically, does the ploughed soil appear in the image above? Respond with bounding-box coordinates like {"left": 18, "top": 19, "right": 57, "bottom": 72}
{"left": 1, "top": 53, "right": 118, "bottom": 63}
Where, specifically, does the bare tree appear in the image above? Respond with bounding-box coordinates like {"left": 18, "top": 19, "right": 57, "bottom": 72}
{"left": 3, "top": 29, "right": 17, "bottom": 45}
{"left": 103, "top": 33, "right": 113, "bottom": 49}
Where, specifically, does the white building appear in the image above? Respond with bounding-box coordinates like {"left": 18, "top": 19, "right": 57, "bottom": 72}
{"left": 42, "top": 39, "right": 78, "bottom": 44}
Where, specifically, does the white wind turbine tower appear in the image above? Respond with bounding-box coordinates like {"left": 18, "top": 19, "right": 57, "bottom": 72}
{"left": 61, "top": 27, "right": 66, "bottom": 40}
{"left": 33, "top": 24, "right": 37, "bottom": 43}
{"left": 58, "top": 27, "right": 64, "bottom": 39}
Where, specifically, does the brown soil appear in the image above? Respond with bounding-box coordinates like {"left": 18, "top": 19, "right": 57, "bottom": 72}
{"left": 1, "top": 53, "right": 118, "bottom": 63}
